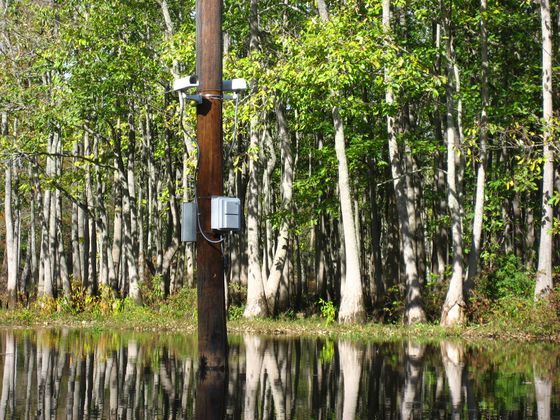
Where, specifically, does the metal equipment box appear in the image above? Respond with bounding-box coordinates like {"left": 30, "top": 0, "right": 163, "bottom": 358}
{"left": 211, "top": 196, "right": 241, "bottom": 231}
{"left": 181, "top": 202, "right": 197, "bottom": 242}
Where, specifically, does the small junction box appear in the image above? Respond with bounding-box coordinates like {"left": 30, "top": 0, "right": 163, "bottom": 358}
{"left": 211, "top": 196, "right": 241, "bottom": 232}
{"left": 181, "top": 202, "right": 197, "bottom": 242}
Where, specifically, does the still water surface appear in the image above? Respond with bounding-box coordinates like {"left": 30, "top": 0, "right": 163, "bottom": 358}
{"left": 0, "top": 328, "right": 558, "bottom": 419}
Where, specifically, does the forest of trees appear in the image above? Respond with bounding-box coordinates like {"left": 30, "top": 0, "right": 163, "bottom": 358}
{"left": 0, "top": 0, "right": 558, "bottom": 325}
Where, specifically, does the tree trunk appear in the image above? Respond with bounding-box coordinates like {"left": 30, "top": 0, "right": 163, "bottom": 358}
{"left": 332, "top": 107, "right": 365, "bottom": 323}
{"left": 264, "top": 103, "right": 294, "bottom": 314}
{"left": 525, "top": 192, "right": 536, "bottom": 270}
{"left": 85, "top": 131, "right": 97, "bottom": 295}
{"left": 441, "top": 4, "right": 466, "bottom": 326}
{"left": 244, "top": 0, "right": 267, "bottom": 318}
{"left": 367, "top": 161, "right": 383, "bottom": 307}
{"left": 112, "top": 166, "right": 123, "bottom": 291}
{"left": 40, "top": 131, "right": 57, "bottom": 299}
{"left": 535, "top": 0, "right": 554, "bottom": 298}
{"left": 467, "top": 14, "right": 488, "bottom": 285}
{"left": 3, "top": 112, "right": 17, "bottom": 307}
{"left": 383, "top": 0, "right": 425, "bottom": 324}
{"left": 430, "top": 20, "right": 448, "bottom": 282}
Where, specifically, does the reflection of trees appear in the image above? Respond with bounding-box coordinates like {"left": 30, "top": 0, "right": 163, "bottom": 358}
{"left": 400, "top": 341, "right": 425, "bottom": 420}
{"left": 441, "top": 341, "right": 464, "bottom": 420}
{"left": 0, "top": 332, "right": 16, "bottom": 419}
{"left": 534, "top": 373, "right": 551, "bottom": 420}
{"left": 243, "top": 335, "right": 264, "bottom": 419}
{"left": 0, "top": 330, "right": 558, "bottom": 418}
{"left": 338, "top": 340, "right": 364, "bottom": 420}
{"left": 0, "top": 330, "right": 203, "bottom": 418}
{"left": 534, "top": 361, "right": 552, "bottom": 420}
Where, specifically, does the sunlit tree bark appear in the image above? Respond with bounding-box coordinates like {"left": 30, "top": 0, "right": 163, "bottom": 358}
{"left": 441, "top": 1, "right": 466, "bottom": 326}
{"left": 535, "top": 0, "right": 554, "bottom": 298}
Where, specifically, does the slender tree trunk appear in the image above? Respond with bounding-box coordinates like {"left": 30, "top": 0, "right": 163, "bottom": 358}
{"left": 384, "top": 176, "right": 400, "bottom": 296}
{"left": 112, "top": 167, "right": 123, "bottom": 291}
{"left": 467, "top": 0, "right": 489, "bottom": 291}
{"left": 40, "top": 131, "right": 57, "bottom": 299}
{"left": 53, "top": 131, "right": 71, "bottom": 297}
{"left": 3, "top": 112, "right": 18, "bottom": 307}
{"left": 526, "top": 193, "right": 536, "bottom": 269}
{"left": 85, "top": 132, "right": 97, "bottom": 295}
{"left": 264, "top": 103, "right": 294, "bottom": 314}
{"left": 367, "top": 162, "right": 383, "bottom": 307}
{"left": 383, "top": 0, "right": 425, "bottom": 324}
{"left": 430, "top": 20, "right": 448, "bottom": 282}
{"left": 115, "top": 122, "right": 140, "bottom": 302}
{"left": 441, "top": 4, "right": 466, "bottom": 326}
{"left": 244, "top": 108, "right": 267, "bottom": 317}
{"left": 332, "top": 107, "right": 365, "bottom": 323}
{"left": 244, "top": 0, "right": 267, "bottom": 318}
{"left": 56, "top": 199, "right": 71, "bottom": 297}
{"left": 535, "top": 0, "right": 554, "bottom": 298}
{"left": 71, "top": 137, "right": 82, "bottom": 285}
{"left": 263, "top": 128, "right": 277, "bottom": 280}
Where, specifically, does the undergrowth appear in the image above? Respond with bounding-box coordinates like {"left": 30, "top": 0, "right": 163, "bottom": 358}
{"left": 0, "top": 254, "right": 559, "bottom": 341}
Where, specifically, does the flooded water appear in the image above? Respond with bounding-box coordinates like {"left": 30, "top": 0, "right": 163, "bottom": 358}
{"left": 0, "top": 329, "right": 558, "bottom": 419}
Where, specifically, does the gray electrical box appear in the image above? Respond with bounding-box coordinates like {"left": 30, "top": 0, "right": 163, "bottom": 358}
{"left": 181, "top": 202, "right": 197, "bottom": 242}
{"left": 211, "top": 196, "right": 241, "bottom": 231}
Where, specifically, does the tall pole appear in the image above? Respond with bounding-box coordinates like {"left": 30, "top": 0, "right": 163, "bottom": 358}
{"left": 196, "top": 0, "right": 227, "bottom": 370}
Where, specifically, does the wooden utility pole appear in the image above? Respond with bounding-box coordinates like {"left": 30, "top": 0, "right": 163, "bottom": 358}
{"left": 196, "top": 0, "right": 227, "bottom": 370}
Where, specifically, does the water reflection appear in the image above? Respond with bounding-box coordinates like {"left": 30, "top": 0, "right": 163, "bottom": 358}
{"left": 0, "top": 329, "right": 558, "bottom": 419}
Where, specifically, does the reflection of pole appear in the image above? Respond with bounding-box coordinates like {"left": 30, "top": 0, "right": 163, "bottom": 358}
{"left": 195, "top": 370, "right": 227, "bottom": 420}
{"left": 196, "top": 0, "right": 227, "bottom": 370}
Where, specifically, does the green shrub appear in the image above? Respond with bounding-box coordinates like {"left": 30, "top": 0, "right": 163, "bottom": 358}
{"left": 318, "top": 298, "right": 336, "bottom": 325}
{"left": 159, "top": 287, "right": 197, "bottom": 320}
{"left": 422, "top": 277, "right": 448, "bottom": 322}
{"left": 381, "top": 285, "right": 404, "bottom": 324}
{"left": 139, "top": 275, "right": 165, "bottom": 307}
{"left": 478, "top": 254, "right": 534, "bottom": 300}
{"left": 228, "top": 305, "right": 245, "bottom": 321}
{"left": 228, "top": 282, "right": 247, "bottom": 306}
{"left": 468, "top": 254, "right": 537, "bottom": 324}
{"left": 487, "top": 291, "right": 560, "bottom": 335}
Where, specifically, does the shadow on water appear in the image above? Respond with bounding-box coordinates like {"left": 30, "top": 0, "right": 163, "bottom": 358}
{"left": 0, "top": 328, "right": 558, "bottom": 419}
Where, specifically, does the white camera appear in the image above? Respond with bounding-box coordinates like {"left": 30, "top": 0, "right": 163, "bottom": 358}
{"left": 173, "top": 75, "right": 199, "bottom": 92}
{"left": 222, "top": 78, "right": 247, "bottom": 92}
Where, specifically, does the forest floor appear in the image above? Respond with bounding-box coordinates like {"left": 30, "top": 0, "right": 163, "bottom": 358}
{"left": 0, "top": 306, "right": 558, "bottom": 343}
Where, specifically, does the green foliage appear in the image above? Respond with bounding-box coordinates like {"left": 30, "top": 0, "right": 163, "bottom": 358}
{"left": 140, "top": 276, "right": 166, "bottom": 307}
{"left": 422, "top": 278, "right": 449, "bottom": 323}
{"left": 228, "top": 305, "right": 245, "bottom": 321}
{"left": 382, "top": 285, "right": 405, "bottom": 324}
{"left": 318, "top": 298, "right": 336, "bottom": 325}
{"left": 477, "top": 254, "right": 534, "bottom": 301}
{"left": 480, "top": 291, "right": 560, "bottom": 336}
{"left": 159, "top": 288, "right": 198, "bottom": 320}
{"left": 467, "top": 255, "right": 559, "bottom": 335}
{"left": 228, "top": 282, "right": 247, "bottom": 307}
